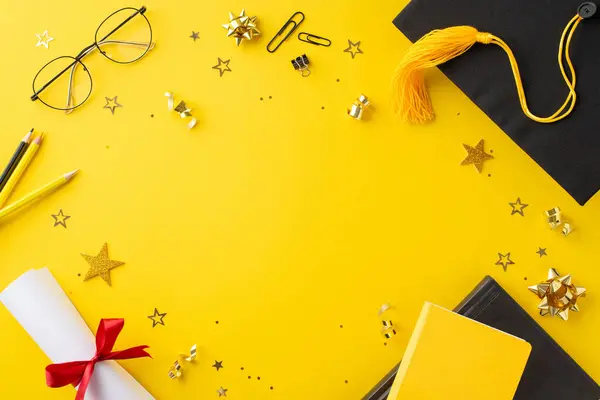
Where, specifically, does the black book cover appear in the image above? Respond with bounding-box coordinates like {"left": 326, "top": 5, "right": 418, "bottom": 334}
{"left": 392, "top": 0, "right": 600, "bottom": 205}
{"left": 363, "top": 276, "right": 599, "bottom": 400}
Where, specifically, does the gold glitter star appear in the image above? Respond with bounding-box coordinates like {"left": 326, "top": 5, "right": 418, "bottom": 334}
{"left": 212, "top": 58, "right": 232, "bottom": 77}
{"left": 222, "top": 9, "right": 260, "bottom": 46}
{"left": 189, "top": 31, "right": 200, "bottom": 41}
{"left": 460, "top": 139, "right": 493, "bottom": 173}
{"left": 495, "top": 252, "right": 515, "bottom": 272}
{"left": 343, "top": 40, "right": 363, "bottom": 59}
{"left": 81, "top": 243, "right": 125, "bottom": 286}
{"left": 35, "top": 30, "right": 54, "bottom": 49}
{"left": 103, "top": 96, "right": 123, "bottom": 115}
{"left": 217, "top": 387, "right": 228, "bottom": 397}
{"left": 509, "top": 197, "right": 529, "bottom": 216}
{"left": 51, "top": 209, "right": 71, "bottom": 228}
{"left": 147, "top": 308, "right": 167, "bottom": 327}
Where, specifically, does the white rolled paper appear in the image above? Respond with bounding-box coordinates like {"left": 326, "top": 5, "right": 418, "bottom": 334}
{"left": 0, "top": 268, "right": 154, "bottom": 400}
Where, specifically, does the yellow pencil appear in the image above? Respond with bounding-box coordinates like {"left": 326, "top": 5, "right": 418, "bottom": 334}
{"left": 0, "top": 133, "right": 44, "bottom": 208}
{"left": 0, "top": 169, "right": 79, "bottom": 221}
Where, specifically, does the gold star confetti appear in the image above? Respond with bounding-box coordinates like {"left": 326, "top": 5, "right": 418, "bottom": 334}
{"left": 212, "top": 58, "right": 232, "bottom": 77}
{"left": 460, "top": 139, "right": 493, "bottom": 173}
{"left": 217, "top": 387, "right": 228, "bottom": 397}
{"left": 35, "top": 30, "right": 54, "bottom": 49}
{"left": 536, "top": 247, "right": 547, "bottom": 258}
{"left": 81, "top": 243, "right": 125, "bottom": 286}
{"left": 495, "top": 252, "right": 515, "bottom": 272}
{"left": 509, "top": 197, "right": 529, "bottom": 216}
{"left": 222, "top": 9, "right": 260, "bottom": 46}
{"left": 528, "top": 268, "right": 586, "bottom": 321}
{"left": 343, "top": 40, "right": 363, "bottom": 59}
{"left": 212, "top": 360, "right": 224, "bottom": 371}
{"left": 148, "top": 308, "right": 167, "bottom": 327}
{"left": 51, "top": 209, "right": 71, "bottom": 228}
{"left": 189, "top": 31, "right": 200, "bottom": 41}
{"left": 103, "top": 96, "right": 123, "bottom": 115}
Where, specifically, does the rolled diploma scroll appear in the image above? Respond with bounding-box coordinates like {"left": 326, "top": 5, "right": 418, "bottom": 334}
{"left": 0, "top": 268, "right": 154, "bottom": 400}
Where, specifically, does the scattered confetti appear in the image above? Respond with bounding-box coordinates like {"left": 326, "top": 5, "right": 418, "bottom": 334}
{"left": 536, "top": 247, "right": 547, "bottom": 258}
{"left": 147, "top": 308, "right": 167, "bottom": 328}
{"left": 347, "top": 94, "right": 371, "bottom": 120}
{"left": 165, "top": 92, "right": 197, "bottom": 129}
{"left": 545, "top": 207, "right": 574, "bottom": 236}
{"left": 460, "top": 139, "right": 494, "bottom": 173}
{"left": 343, "top": 39, "right": 363, "bottom": 59}
{"left": 180, "top": 344, "right": 197, "bottom": 362}
{"left": 168, "top": 361, "right": 182, "bottom": 379}
{"left": 217, "top": 387, "right": 228, "bottom": 397}
{"left": 509, "top": 197, "right": 529, "bottom": 216}
{"left": 495, "top": 252, "right": 515, "bottom": 272}
{"left": 168, "top": 344, "right": 197, "bottom": 379}
{"left": 222, "top": 9, "right": 260, "bottom": 46}
{"left": 562, "top": 222, "right": 573, "bottom": 236}
{"left": 81, "top": 243, "right": 124, "bottom": 286}
{"left": 212, "top": 58, "right": 232, "bottom": 77}
{"left": 189, "top": 31, "right": 200, "bottom": 41}
{"left": 378, "top": 303, "right": 397, "bottom": 339}
{"left": 528, "top": 268, "right": 586, "bottom": 320}
{"left": 103, "top": 96, "right": 123, "bottom": 115}
{"left": 35, "top": 30, "right": 54, "bottom": 49}
{"left": 213, "top": 360, "right": 224, "bottom": 371}
{"left": 51, "top": 209, "right": 71, "bottom": 228}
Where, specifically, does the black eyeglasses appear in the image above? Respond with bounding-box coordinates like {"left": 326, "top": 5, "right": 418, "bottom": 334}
{"left": 31, "top": 6, "right": 154, "bottom": 113}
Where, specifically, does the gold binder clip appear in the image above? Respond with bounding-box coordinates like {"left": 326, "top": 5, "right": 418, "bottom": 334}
{"left": 347, "top": 94, "right": 371, "bottom": 120}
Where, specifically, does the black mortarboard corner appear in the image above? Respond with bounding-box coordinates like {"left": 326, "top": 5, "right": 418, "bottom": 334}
{"left": 393, "top": 0, "right": 600, "bottom": 205}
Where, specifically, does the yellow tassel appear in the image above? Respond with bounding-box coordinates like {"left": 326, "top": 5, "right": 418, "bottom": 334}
{"left": 391, "top": 26, "right": 490, "bottom": 123}
{"left": 392, "top": 15, "right": 582, "bottom": 124}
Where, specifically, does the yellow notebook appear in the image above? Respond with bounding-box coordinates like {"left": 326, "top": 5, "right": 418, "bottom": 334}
{"left": 388, "top": 302, "right": 531, "bottom": 400}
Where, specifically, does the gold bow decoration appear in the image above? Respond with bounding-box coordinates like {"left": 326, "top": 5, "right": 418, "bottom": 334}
{"left": 528, "top": 269, "right": 586, "bottom": 321}
{"left": 165, "top": 92, "right": 197, "bottom": 129}
{"left": 222, "top": 9, "right": 260, "bottom": 46}
{"left": 168, "top": 344, "right": 197, "bottom": 379}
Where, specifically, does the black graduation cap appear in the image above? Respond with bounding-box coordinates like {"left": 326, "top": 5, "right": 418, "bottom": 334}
{"left": 393, "top": 0, "right": 600, "bottom": 205}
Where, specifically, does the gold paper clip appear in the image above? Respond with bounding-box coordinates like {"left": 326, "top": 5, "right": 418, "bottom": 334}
{"left": 347, "top": 94, "right": 371, "bottom": 120}
{"left": 267, "top": 11, "right": 305, "bottom": 53}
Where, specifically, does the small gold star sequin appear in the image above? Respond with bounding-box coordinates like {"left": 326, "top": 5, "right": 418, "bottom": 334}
{"left": 460, "top": 139, "right": 494, "bottom": 173}
{"left": 51, "top": 209, "right": 71, "bottom": 228}
{"left": 495, "top": 252, "right": 515, "bottom": 272}
{"left": 103, "top": 96, "right": 123, "bottom": 115}
{"left": 212, "top": 58, "right": 232, "bottom": 77}
{"left": 35, "top": 30, "right": 54, "bottom": 49}
{"left": 509, "top": 197, "right": 529, "bottom": 216}
{"left": 81, "top": 243, "right": 125, "bottom": 286}
{"left": 343, "top": 40, "right": 363, "bottom": 59}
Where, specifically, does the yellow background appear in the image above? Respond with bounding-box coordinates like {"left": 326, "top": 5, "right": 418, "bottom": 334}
{"left": 0, "top": 0, "right": 598, "bottom": 399}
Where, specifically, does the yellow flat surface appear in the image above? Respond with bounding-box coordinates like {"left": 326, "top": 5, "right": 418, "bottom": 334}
{"left": 388, "top": 303, "right": 531, "bottom": 400}
{"left": 0, "top": 1, "right": 598, "bottom": 399}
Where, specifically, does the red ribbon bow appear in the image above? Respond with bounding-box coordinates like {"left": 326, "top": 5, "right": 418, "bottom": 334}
{"left": 45, "top": 318, "right": 151, "bottom": 400}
